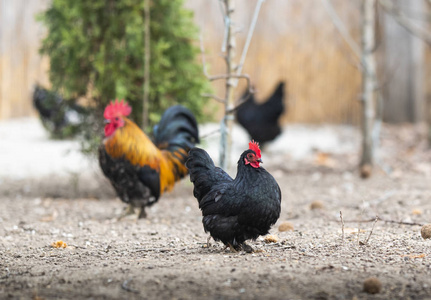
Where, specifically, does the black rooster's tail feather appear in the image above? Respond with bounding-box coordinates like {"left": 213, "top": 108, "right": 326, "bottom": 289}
{"left": 263, "top": 81, "right": 285, "bottom": 118}
{"left": 186, "top": 148, "right": 232, "bottom": 203}
{"left": 154, "top": 105, "right": 200, "bottom": 153}
{"left": 32, "top": 84, "right": 62, "bottom": 119}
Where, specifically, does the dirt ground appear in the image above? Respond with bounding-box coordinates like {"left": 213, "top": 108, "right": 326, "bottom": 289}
{"left": 2, "top": 124, "right": 431, "bottom": 299}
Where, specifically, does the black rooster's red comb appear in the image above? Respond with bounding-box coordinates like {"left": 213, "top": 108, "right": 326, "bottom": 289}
{"left": 104, "top": 99, "right": 132, "bottom": 119}
{"left": 249, "top": 140, "right": 261, "bottom": 158}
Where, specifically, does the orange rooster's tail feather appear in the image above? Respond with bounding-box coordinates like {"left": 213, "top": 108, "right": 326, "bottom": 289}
{"left": 155, "top": 105, "right": 199, "bottom": 192}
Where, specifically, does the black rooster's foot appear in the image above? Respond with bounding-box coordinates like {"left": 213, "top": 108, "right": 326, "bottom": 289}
{"left": 137, "top": 207, "right": 147, "bottom": 219}
{"left": 206, "top": 236, "right": 212, "bottom": 248}
{"left": 225, "top": 243, "right": 238, "bottom": 253}
{"left": 241, "top": 243, "right": 254, "bottom": 253}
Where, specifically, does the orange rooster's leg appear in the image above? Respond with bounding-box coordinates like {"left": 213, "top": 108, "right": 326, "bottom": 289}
{"left": 117, "top": 204, "right": 135, "bottom": 220}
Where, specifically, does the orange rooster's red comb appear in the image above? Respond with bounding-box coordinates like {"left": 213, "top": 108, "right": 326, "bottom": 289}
{"left": 249, "top": 140, "right": 261, "bottom": 158}
{"left": 104, "top": 99, "right": 132, "bottom": 119}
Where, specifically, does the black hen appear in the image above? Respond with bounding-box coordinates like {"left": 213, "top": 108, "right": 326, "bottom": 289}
{"left": 236, "top": 82, "right": 286, "bottom": 146}
{"left": 32, "top": 84, "right": 87, "bottom": 139}
{"left": 186, "top": 141, "right": 281, "bottom": 252}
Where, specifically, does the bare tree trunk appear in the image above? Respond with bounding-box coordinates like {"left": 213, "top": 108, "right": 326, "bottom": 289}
{"left": 142, "top": 0, "right": 150, "bottom": 129}
{"left": 360, "top": 0, "right": 377, "bottom": 178}
{"left": 219, "top": 0, "right": 236, "bottom": 170}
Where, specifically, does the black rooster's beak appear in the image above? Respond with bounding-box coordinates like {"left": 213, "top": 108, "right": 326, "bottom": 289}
{"left": 104, "top": 119, "right": 111, "bottom": 124}
{"left": 257, "top": 158, "right": 263, "bottom": 163}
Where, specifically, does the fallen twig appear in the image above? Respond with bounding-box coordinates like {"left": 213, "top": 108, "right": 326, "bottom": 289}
{"left": 357, "top": 222, "right": 361, "bottom": 246}
{"left": 133, "top": 248, "right": 171, "bottom": 253}
{"left": 364, "top": 216, "right": 379, "bottom": 244}
{"left": 340, "top": 211, "right": 345, "bottom": 245}
{"left": 342, "top": 218, "right": 423, "bottom": 226}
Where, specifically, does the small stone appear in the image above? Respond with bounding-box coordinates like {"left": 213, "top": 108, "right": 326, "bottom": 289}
{"left": 412, "top": 209, "right": 422, "bottom": 216}
{"left": 360, "top": 164, "right": 372, "bottom": 179}
{"left": 363, "top": 277, "right": 382, "bottom": 294}
{"left": 264, "top": 235, "right": 279, "bottom": 243}
{"left": 278, "top": 222, "right": 294, "bottom": 232}
{"left": 421, "top": 224, "right": 431, "bottom": 239}
{"left": 310, "top": 200, "right": 324, "bottom": 210}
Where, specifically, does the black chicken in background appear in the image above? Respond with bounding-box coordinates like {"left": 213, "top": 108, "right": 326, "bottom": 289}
{"left": 236, "top": 81, "right": 286, "bottom": 146}
{"left": 186, "top": 141, "right": 281, "bottom": 253}
{"left": 32, "top": 84, "right": 88, "bottom": 139}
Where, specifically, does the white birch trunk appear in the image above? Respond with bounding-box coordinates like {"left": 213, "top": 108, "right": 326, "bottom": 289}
{"left": 360, "top": 0, "right": 377, "bottom": 177}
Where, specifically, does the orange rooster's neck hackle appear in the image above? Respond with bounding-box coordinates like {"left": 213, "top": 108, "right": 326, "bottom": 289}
{"left": 104, "top": 118, "right": 189, "bottom": 196}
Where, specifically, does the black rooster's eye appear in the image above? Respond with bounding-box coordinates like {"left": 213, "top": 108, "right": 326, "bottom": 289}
{"left": 247, "top": 153, "right": 254, "bottom": 159}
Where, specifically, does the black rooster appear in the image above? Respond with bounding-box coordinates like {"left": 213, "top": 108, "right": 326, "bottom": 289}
{"left": 32, "top": 84, "right": 87, "bottom": 139}
{"left": 236, "top": 82, "right": 286, "bottom": 146}
{"left": 186, "top": 141, "right": 281, "bottom": 252}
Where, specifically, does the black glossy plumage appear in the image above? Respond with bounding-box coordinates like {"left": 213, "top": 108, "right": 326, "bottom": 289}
{"left": 98, "top": 148, "right": 156, "bottom": 209}
{"left": 236, "top": 82, "right": 285, "bottom": 146}
{"left": 186, "top": 148, "right": 281, "bottom": 250}
{"left": 32, "top": 84, "right": 87, "bottom": 139}
{"left": 153, "top": 105, "right": 200, "bottom": 152}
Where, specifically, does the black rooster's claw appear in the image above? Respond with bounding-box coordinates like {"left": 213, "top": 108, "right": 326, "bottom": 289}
{"left": 242, "top": 243, "right": 253, "bottom": 253}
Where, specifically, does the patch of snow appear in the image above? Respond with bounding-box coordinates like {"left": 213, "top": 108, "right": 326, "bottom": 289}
{"left": 199, "top": 123, "right": 359, "bottom": 164}
{"left": 0, "top": 118, "right": 95, "bottom": 180}
{"left": 0, "top": 118, "right": 359, "bottom": 180}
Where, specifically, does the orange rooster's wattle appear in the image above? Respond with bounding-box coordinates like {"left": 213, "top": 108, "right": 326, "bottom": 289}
{"left": 98, "top": 99, "right": 199, "bottom": 218}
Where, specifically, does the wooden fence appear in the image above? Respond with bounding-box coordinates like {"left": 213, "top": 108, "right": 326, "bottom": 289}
{"left": 0, "top": 0, "right": 429, "bottom": 124}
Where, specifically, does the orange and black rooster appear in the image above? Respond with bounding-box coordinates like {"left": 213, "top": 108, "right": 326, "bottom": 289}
{"left": 186, "top": 141, "right": 281, "bottom": 252}
{"left": 98, "top": 100, "right": 199, "bottom": 218}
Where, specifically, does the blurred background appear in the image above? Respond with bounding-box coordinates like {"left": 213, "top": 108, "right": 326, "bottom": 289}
{"left": 0, "top": 0, "right": 430, "bottom": 197}
{"left": 1, "top": 0, "right": 430, "bottom": 123}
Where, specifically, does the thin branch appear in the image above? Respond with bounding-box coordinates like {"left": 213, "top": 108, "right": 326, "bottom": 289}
{"left": 207, "top": 73, "right": 251, "bottom": 83}
{"left": 200, "top": 128, "right": 221, "bottom": 139}
{"left": 199, "top": 33, "right": 210, "bottom": 79}
{"left": 234, "top": 0, "right": 265, "bottom": 78}
{"left": 321, "top": 0, "right": 361, "bottom": 57}
{"left": 218, "top": 0, "right": 227, "bottom": 23}
{"left": 142, "top": 0, "right": 151, "bottom": 129}
{"left": 202, "top": 93, "right": 226, "bottom": 103}
{"left": 228, "top": 91, "right": 254, "bottom": 114}
{"left": 200, "top": 34, "right": 252, "bottom": 106}
{"left": 219, "top": 0, "right": 230, "bottom": 52}
{"left": 379, "top": 0, "right": 431, "bottom": 46}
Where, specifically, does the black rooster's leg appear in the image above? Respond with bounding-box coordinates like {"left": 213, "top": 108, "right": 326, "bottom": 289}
{"left": 117, "top": 204, "right": 135, "bottom": 220}
{"left": 227, "top": 243, "right": 238, "bottom": 253}
{"left": 241, "top": 243, "right": 253, "bottom": 253}
{"left": 138, "top": 207, "right": 147, "bottom": 219}
{"left": 206, "top": 236, "right": 212, "bottom": 247}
